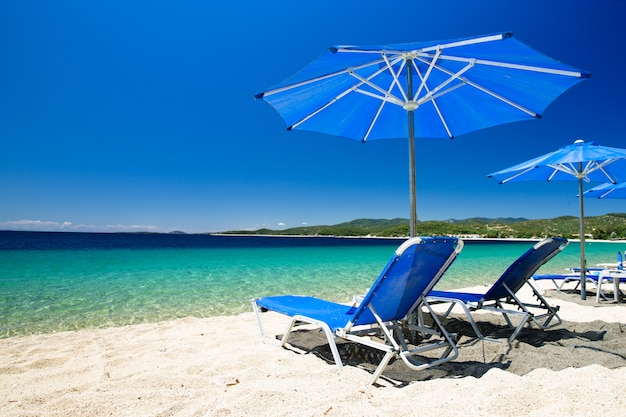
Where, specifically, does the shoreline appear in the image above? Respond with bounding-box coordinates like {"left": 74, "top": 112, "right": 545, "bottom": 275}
{"left": 6, "top": 280, "right": 623, "bottom": 341}
{"left": 4, "top": 229, "right": 626, "bottom": 244}
{"left": 209, "top": 233, "right": 626, "bottom": 244}
{"left": 2, "top": 281, "right": 626, "bottom": 416}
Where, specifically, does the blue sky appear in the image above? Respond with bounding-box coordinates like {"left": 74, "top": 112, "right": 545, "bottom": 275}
{"left": 1, "top": 0, "right": 625, "bottom": 233}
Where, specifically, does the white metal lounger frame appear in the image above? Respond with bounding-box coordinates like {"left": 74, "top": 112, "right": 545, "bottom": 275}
{"left": 428, "top": 278, "right": 560, "bottom": 343}
{"left": 533, "top": 270, "right": 623, "bottom": 303}
{"left": 252, "top": 237, "right": 463, "bottom": 386}
{"left": 427, "top": 238, "right": 566, "bottom": 343}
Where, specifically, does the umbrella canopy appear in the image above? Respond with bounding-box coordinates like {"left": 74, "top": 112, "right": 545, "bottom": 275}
{"left": 584, "top": 181, "right": 626, "bottom": 199}
{"left": 255, "top": 32, "right": 590, "bottom": 237}
{"left": 489, "top": 139, "right": 626, "bottom": 299}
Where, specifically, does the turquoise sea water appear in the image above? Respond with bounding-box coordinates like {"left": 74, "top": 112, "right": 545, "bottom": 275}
{"left": 1, "top": 231, "right": 623, "bottom": 338}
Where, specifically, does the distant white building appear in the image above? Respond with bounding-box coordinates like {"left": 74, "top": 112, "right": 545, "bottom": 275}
{"left": 454, "top": 234, "right": 482, "bottom": 239}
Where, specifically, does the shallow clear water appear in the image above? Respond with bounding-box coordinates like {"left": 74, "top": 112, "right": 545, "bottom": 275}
{"left": 1, "top": 231, "right": 622, "bottom": 338}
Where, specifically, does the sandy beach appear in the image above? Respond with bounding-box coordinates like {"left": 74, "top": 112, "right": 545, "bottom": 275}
{"left": 2, "top": 280, "right": 626, "bottom": 417}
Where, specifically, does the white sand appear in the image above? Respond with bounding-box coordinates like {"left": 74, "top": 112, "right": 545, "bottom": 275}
{"left": 2, "top": 281, "right": 626, "bottom": 417}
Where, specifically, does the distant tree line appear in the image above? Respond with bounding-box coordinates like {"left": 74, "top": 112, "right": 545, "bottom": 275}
{"left": 222, "top": 213, "right": 626, "bottom": 240}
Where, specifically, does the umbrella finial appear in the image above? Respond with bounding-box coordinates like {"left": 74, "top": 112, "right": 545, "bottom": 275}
{"left": 574, "top": 139, "right": 585, "bottom": 144}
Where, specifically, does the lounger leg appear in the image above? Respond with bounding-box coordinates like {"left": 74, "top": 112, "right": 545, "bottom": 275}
{"left": 495, "top": 300, "right": 516, "bottom": 329}
{"left": 278, "top": 318, "right": 298, "bottom": 347}
{"left": 292, "top": 315, "right": 344, "bottom": 374}
{"left": 503, "top": 282, "right": 562, "bottom": 331}
{"left": 529, "top": 287, "right": 562, "bottom": 328}
{"left": 406, "top": 304, "right": 440, "bottom": 342}
{"left": 251, "top": 300, "right": 267, "bottom": 339}
{"left": 424, "top": 302, "right": 458, "bottom": 355}
{"left": 252, "top": 301, "right": 345, "bottom": 374}
{"left": 507, "top": 311, "right": 531, "bottom": 342}
{"left": 427, "top": 297, "right": 495, "bottom": 342}
{"left": 367, "top": 351, "right": 395, "bottom": 386}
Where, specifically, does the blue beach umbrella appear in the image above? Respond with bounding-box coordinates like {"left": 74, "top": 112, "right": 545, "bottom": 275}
{"left": 584, "top": 181, "right": 626, "bottom": 199}
{"left": 255, "top": 32, "right": 589, "bottom": 237}
{"left": 488, "top": 139, "right": 626, "bottom": 299}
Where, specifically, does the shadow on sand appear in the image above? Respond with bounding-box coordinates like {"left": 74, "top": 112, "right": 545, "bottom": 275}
{"left": 279, "top": 313, "right": 626, "bottom": 385}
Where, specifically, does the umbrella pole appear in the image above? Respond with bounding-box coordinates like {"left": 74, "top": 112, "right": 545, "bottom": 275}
{"left": 408, "top": 113, "right": 417, "bottom": 237}
{"left": 578, "top": 174, "right": 587, "bottom": 300}
{"left": 406, "top": 58, "right": 418, "bottom": 238}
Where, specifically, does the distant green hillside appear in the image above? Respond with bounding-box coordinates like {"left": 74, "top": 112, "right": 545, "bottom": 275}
{"left": 223, "top": 213, "right": 626, "bottom": 239}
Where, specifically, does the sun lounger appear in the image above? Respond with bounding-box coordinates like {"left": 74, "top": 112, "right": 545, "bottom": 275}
{"left": 531, "top": 272, "right": 597, "bottom": 292}
{"left": 533, "top": 268, "right": 626, "bottom": 303}
{"left": 252, "top": 236, "right": 463, "bottom": 386}
{"left": 427, "top": 237, "right": 568, "bottom": 342}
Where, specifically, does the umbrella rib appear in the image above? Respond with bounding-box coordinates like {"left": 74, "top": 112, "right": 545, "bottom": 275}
{"left": 289, "top": 89, "right": 354, "bottom": 129}
{"left": 563, "top": 159, "right": 617, "bottom": 180}
{"left": 547, "top": 166, "right": 561, "bottom": 181}
{"left": 289, "top": 57, "right": 406, "bottom": 130}
{"left": 334, "top": 33, "right": 507, "bottom": 56}
{"left": 348, "top": 53, "right": 408, "bottom": 105}
{"left": 363, "top": 58, "right": 405, "bottom": 142}
{"left": 414, "top": 55, "right": 539, "bottom": 117}
{"left": 258, "top": 57, "right": 389, "bottom": 98}
{"left": 350, "top": 67, "right": 405, "bottom": 106}
{"left": 363, "top": 79, "right": 396, "bottom": 142}
{"left": 363, "top": 100, "right": 384, "bottom": 143}
{"left": 591, "top": 159, "right": 621, "bottom": 182}
{"left": 382, "top": 53, "right": 410, "bottom": 102}
{"left": 600, "top": 189, "right": 615, "bottom": 199}
{"left": 427, "top": 83, "right": 467, "bottom": 107}
{"left": 426, "top": 53, "right": 586, "bottom": 78}
{"left": 498, "top": 166, "right": 538, "bottom": 183}
{"left": 470, "top": 83, "right": 538, "bottom": 117}
{"left": 546, "top": 163, "right": 594, "bottom": 181}
{"left": 430, "top": 101, "right": 453, "bottom": 138}
{"left": 548, "top": 163, "right": 578, "bottom": 178}
{"left": 351, "top": 87, "right": 403, "bottom": 106}
{"left": 418, "top": 33, "right": 507, "bottom": 53}
{"left": 598, "top": 167, "right": 617, "bottom": 183}
{"left": 414, "top": 58, "right": 475, "bottom": 105}
{"left": 412, "top": 60, "right": 453, "bottom": 138}
{"left": 413, "top": 47, "right": 442, "bottom": 103}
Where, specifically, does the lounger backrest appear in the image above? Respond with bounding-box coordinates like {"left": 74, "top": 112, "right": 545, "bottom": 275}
{"left": 483, "top": 237, "right": 568, "bottom": 300}
{"left": 351, "top": 236, "right": 461, "bottom": 326}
